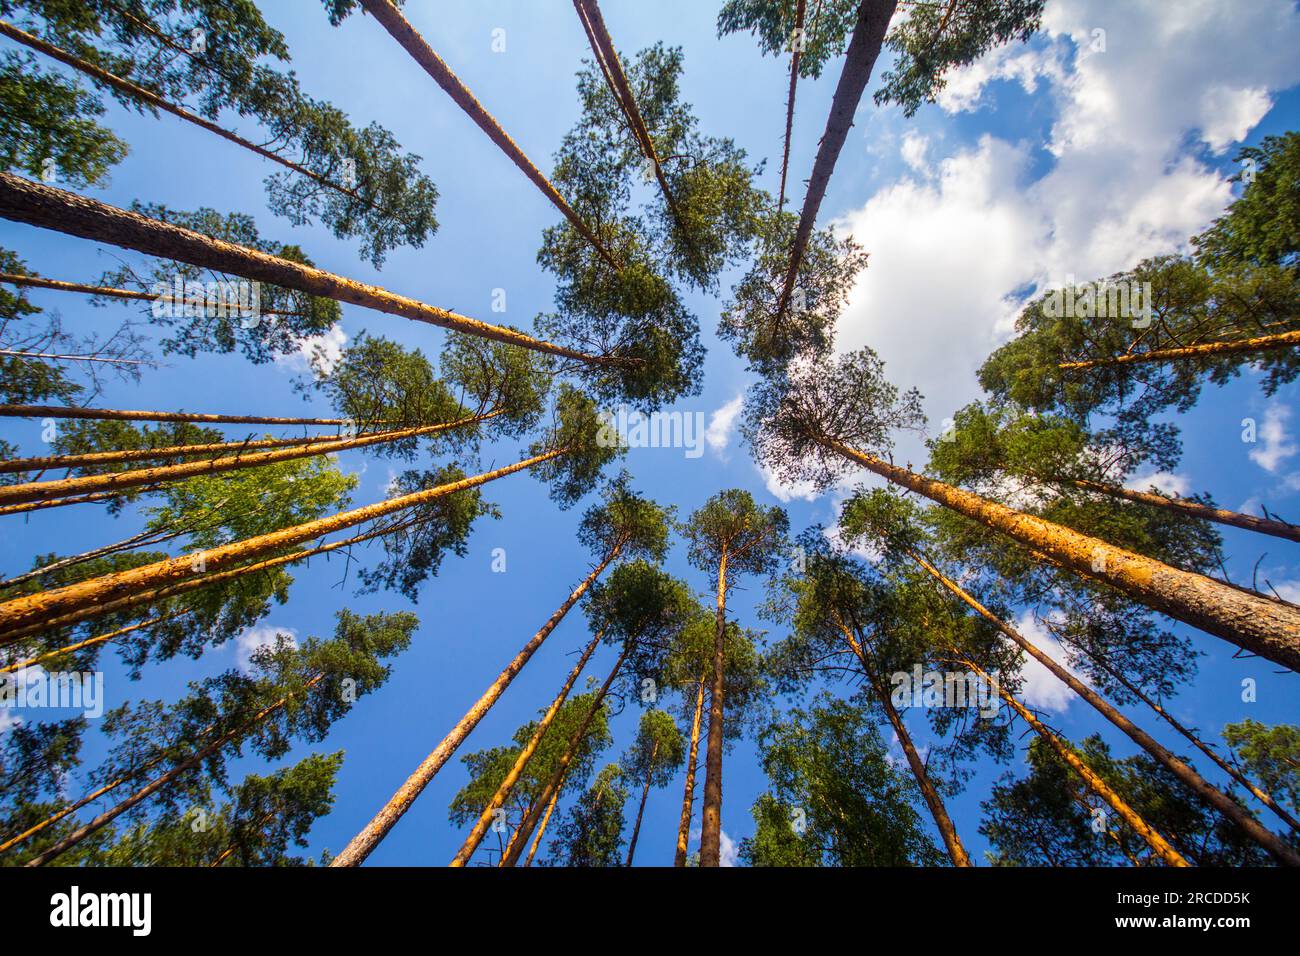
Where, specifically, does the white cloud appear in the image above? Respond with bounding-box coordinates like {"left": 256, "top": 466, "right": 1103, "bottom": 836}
{"left": 234, "top": 624, "right": 297, "bottom": 674}
{"left": 0, "top": 665, "right": 47, "bottom": 736}
{"left": 275, "top": 324, "right": 347, "bottom": 378}
{"left": 1009, "top": 613, "right": 1077, "bottom": 714}
{"left": 1273, "top": 579, "right": 1300, "bottom": 605}
{"left": 705, "top": 394, "right": 744, "bottom": 457}
{"left": 757, "top": 460, "right": 819, "bottom": 503}
{"left": 1123, "top": 470, "right": 1192, "bottom": 497}
{"left": 833, "top": 0, "right": 1300, "bottom": 469}
{"left": 719, "top": 828, "right": 739, "bottom": 867}
{"left": 1249, "top": 403, "right": 1296, "bottom": 474}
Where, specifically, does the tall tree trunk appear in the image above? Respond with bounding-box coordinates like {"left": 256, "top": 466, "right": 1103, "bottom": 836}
{"left": 1059, "top": 330, "right": 1300, "bottom": 370}
{"left": 0, "top": 527, "right": 185, "bottom": 588}
{"left": 0, "top": 403, "right": 362, "bottom": 427}
{"left": 0, "top": 348, "right": 149, "bottom": 366}
{"left": 0, "top": 272, "right": 308, "bottom": 318}
{"left": 955, "top": 653, "right": 1190, "bottom": 867}
{"left": 0, "top": 412, "right": 494, "bottom": 507}
{"left": 834, "top": 618, "right": 972, "bottom": 865}
{"left": 524, "top": 785, "right": 563, "bottom": 867}
{"left": 1, "top": 613, "right": 184, "bottom": 675}
{"left": 699, "top": 548, "right": 729, "bottom": 867}
{"left": 0, "top": 430, "right": 381, "bottom": 475}
{"left": 501, "top": 644, "right": 631, "bottom": 866}
{"left": 911, "top": 549, "right": 1300, "bottom": 866}
{"left": 1043, "top": 474, "right": 1300, "bottom": 543}
{"left": 449, "top": 629, "right": 604, "bottom": 866}
{"left": 775, "top": 0, "right": 897, "bottom": 317}
{"left": 625, "top": 740, "right": 659, "bottom": 866}
{"left": 573, "top": 0, "right": 688, "bottom": 238}
{"left": 24, "top": 675, "right": 324, "bottom": 866}
{"left": 1077, "top": 642, "right": 1300, "bottom": 835}
{"left": 0, "top": 447, "right": 566, "bottom": 634}
{"left": 357, "top": 0, "right": 620, "bottom": 271}
{"left": 332, "top": 547, "right": 625, "bottom": 867}
{"left": 674, "top": 666, "right": 707, "bottom": 867}
{"left": 777, "top": 0, "right": 808, "bottom": 211}
{"left": 0, "top": 172, "right": 608, "bottom": 364}
{"left": 0, "top": 20, "right": 374, "bottom": 210}
{"left": 821, "top": 437, "right": 1300, "bottom": 671}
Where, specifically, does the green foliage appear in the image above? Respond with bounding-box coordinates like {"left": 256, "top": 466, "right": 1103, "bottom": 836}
{"left": 0, "top": 717, "right": 94, "bottom": 866}
{"left": 981, "top": 735, "right": 1272, "bottom": 866}
{"left": 0, "top": 50, "right": 127, "bottom": 186}
{"left": 1222, "top": 720, "right": 1300, "bottom": 816}
{"left": 875, "top": 1, "right": 1046, "bottom": 117}
{"left": 101, "top": 751, "right": 343, "bottom": 866}
{"left": 577, "top": 474, "right": 675, "bottom": 562}
{"left": 745, "top": 347, "right": 925, "bottom": 492}
{"left": 720, "top": 210, "right": 869, "bottom": 373}
{"left": 682, "top": 487, "right": 789, "bottom": 586}
{"left": 622, "top": 709, "right": 686, "bottom": 789}
{"left": 1194, "top": 132, "right": 1300, "bottom": 272}
{"left": 440, "top": 331, "right": 551, "bottom": 438}
{"left": 663, "top": 613, "right": 768, "bottom": 742}
{"left": 13, "top": 0, "right": 437, "bottom": 266}
{"left": 739, "top": 697, "right": 944, "bottom": 866}
{"left": 585, "top": 559, "right": 697, "bottom": 686}
{"left": 717, "top": 0, "right": 862, "bottom": 79}
{"left": 99, "top": 203, "right": 342, "bottom": 364}
{"left": 528, "top": 386, "right": 625, "bottom": 508}
{"left": 357, "top": 463, "right": 497, "bottom": 602}
{"left": 547, "top": 762, "right": 628, "bottom": 867}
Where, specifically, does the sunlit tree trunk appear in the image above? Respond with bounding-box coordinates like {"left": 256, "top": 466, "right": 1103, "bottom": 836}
{"left": 1059, "top": 330, "right": 1300, "bottom": 370}
{"left": 449, "top": 629, "right": 604, "bottom": 866}
{"left": 821, "top": 437, "right": 1300, "bottom": 672}
{"left": 699, "top": 548, "right": 729, "bottom": 867}
{"left": 625, "top": 739, "right": 659, "bottom": 866}
{"left": 674, "top": 667, "right": 707, "bottom": 867}
{"left": 332, "top": 547, "right": 625, "bottom": 867}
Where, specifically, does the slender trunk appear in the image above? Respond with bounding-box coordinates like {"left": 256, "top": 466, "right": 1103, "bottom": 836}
{"left": 911, "top": 549, "right": 1300, "bottom": 866}
{"left": 0, "top": 506, "right": 436, "bottom": 647}
{"left": 1079, "top": 643, "right": 1300, "bottom": 835}
{"left": 449, "top": 628, "right": 604, "bottom": 866}
{"left": 357, "top": 0, "right": 619, "bottom": 271}
{"left": 822, "top": 437, "right": 1300, "bottom": 672}
{"left": 775, "top": 0, "right": 897, "bottom": 317}
{"left": 0, "top": 403, "right": 362, "bottom": 427}
{"left": 208, "top": 810, "right": 277, "bottom": 867}
{"left": 0, "top": 272, "right": 307, "bottom": 318}
{"left": 1, "top": 613, "right": 184, "bottom": 675}
{"left": 524, "top": 786, "right": 563, "bottom": 867}
{"left": 332, "top": 545, "right": 624, "bottom": 867}
{"left": 501, "top": 644, "right": 631, "bottom": 866}
{"left": 0, "top": 348, "right": 150, "bottom": 366}
{"left": 674, "top": 667, "right": 707, "bottom": 867}
{"left": 1059, "top": 330, "right": 1300, "bottom": 370}
{"left": 956, "top": 653, "right": 1189, "bottom": 867}
{"left": 699, "top": 549, "right": 729, "bottom": 867}
{"left": 777, "top": 0, "right": 808, "bottom": 210}
{"left": 0, "top": 20, "right": 377, "bottom": 212}
{"left": 0, "top": 447, "right": 566, "bottom": 634}
{"left": 0, "top": 412, "right": 492, "bottom": 507}
{"left": 834, "top": 618, "right": 971, "bottom": 865}
{"left": 0, "top": 527, "right": 184, "bottom": 587}
{"left": 1048, "top": 474, "right": 1300, "bottom": 543}
{"left": 573, "top": 1, "right": 688, "bottom": 238}
{"left": 0, "top": 484, "right": 167, "bottom": 518}
{"left": 0, "top": 172, "right": 608, "bottom": 364}
{"left": 25, "top": 675, "right": 323, "bottom": 866}
{"left": 625, "top": 740, "right": 659, "bottom": 867}
{"left": 0, "top": 430, "right": 377, "bottom": 475}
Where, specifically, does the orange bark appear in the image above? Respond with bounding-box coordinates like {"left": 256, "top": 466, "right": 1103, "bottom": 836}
{"left": 1059, "top": 329, "right": 1300, "bottom": 370}
{"left": 699, "top": 549, "right": 729, "bottom": 867}
{"left": 673, "top": 668, "right": 707, "bottom": 867}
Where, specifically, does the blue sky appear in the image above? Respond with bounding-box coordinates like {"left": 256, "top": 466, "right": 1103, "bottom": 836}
{"left": 2, "top": 0, "right": 1299, "bottom": 866}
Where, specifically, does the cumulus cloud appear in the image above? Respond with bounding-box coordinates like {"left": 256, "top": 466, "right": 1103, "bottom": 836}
{"left": 234, "top": 624, "right": 298, "bottom": 674}
{"left": 832, "top": 0, "right": 1300, "bottom": 468}
{"left": 1249, "top": 403, "right": 1297, "bottom": 474}
{"left": 719, "top": 828, "right": 739, "bottom": 867}
{"left": 1009, "top": 613, "right": 1078, "bottom": 714}
{"left": 705, "top": 394, "right": 744, "bottom": 457}
{"left": 275, "top": 324, "right": 347, "bottom": 378}
{"left": 1123, "top": 470, "right": 1192, "bottom": 497}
